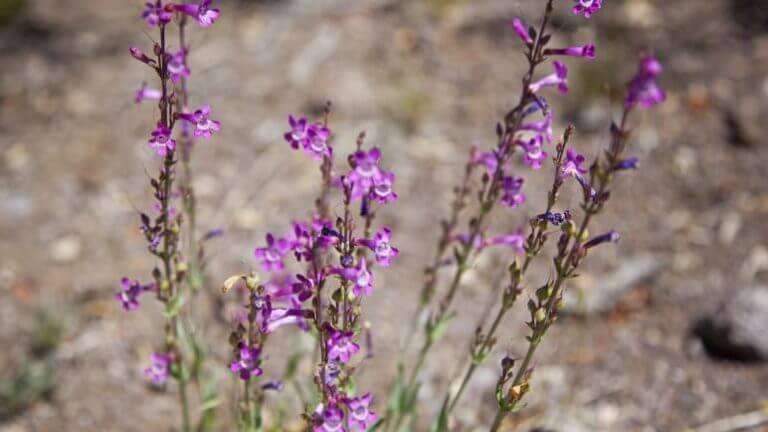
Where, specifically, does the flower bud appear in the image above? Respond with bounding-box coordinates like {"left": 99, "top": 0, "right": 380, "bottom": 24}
{"left": 534, "top": 308, "right": 546, "bottom": 323}
{"left": 129, "top": 46, "right": 154, "bottom": 65}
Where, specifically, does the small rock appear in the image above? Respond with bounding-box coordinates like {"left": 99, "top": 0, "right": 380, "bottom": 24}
{"left": 564, "top": 255, "right": 664, "bottom": 316}
{"left": 49, "top": 235, "right": 82, "bottom": 263}
{"left": 694, "top": 286, "right": 768, "bottom": 362}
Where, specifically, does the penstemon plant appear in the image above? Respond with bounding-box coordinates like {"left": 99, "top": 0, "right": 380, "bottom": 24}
{"left": 117, "top": 0, "right": 666, "bottom": 431}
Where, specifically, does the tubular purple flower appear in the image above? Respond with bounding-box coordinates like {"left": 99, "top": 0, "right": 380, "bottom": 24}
{"left": 313, "top": 403, "right": 346, "bottom": 432}
{"left": 625, "top": 54, "right": 666, "bottom": 109}
{"left": 357, "top": 227, "right": 399, "bottom": 266}
{"left": 148, "top": 122, "right": 177, "bottom": 156}
{"left": 584, "top": 230, "right": 621, "bottom": 248}
{"left": 167, "top": 49, "right": 191, "bottom": 83}
{"left": 327, "top": 329, "right": 360, "bottom": 364}
{"left": 229, "top": 343, "right": 263, "bottom": 381}
{"left": 304, "top": 125, "right": 332, "bottom": 160}
{"left": 572, "top": 0, "right": 602, "bottom": 18}
{"left": 116, "top": 277, "right": 151, "bottom": 311}
{"left": 470, "top": 147, "right": 499, "bottom": 174}
{"left": 144, "top": 352, "right": 172, "bottom": 384}
{"left": 500, "top": 175, "right": 526, "bottom": 208}
{"left": 529, "top": 61, "right": 569, "bottom": 94}
{"left": 485, "top": 232, "right": 525, "bottom": 253}
{"left": 177, "top": 104, "right": 221, "bottom": 139}
{"left": 510, "top": 17, "right": 533, "bottom": 46}
{"left": 173, "top": 0, "right": 220, "bottom": 27}
{"left": 134, "top": 82, "right": 162, "bottom": 103}
{"left": 333, "top": 257, "right": 374, "bottom": 296}
{"left": 544, "top": 44, "right": 596, "bottom": 60}
{"left": 370, "top": 170, "right": 398, "bottom": 205}
{"left": 141, "top": 1, "right": 173, "bottom": 26}
{"left": 517, "top": 136, "right": 548, "bottom": 170}
{"left": 348, "top": 147, "right": 383, "bottom": 199}
{"left": 346, "top": 393, "right": 378, "bottom": 431}
{"left": 284, "top": 115, "right": 311, "bottom": 149}
{"left": 254, "top": 233, "right": 292, "bottom": 272}
{"left": 560, "top": 148, "right": 587, "bottom": 179}
{"left": 519, "top": 110, "right": 553, "bottom": 143}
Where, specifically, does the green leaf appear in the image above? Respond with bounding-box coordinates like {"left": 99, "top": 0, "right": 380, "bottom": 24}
{"left": 188, "top": 265, "right": 204, "bottom": 291}
{"left": 368, "top": 419, "right": 386, "bottom": 432}
{"left": 283, "top": 351, "right": 303, "bottom": 380}
{"left": 163, "top": 291, "right": 187, "bottom": 318}
{"left": 431, "top": 395, "right": 450, "bottom": 432}
{"left": 428, "top": 312, "right": 455, "bottom": 343}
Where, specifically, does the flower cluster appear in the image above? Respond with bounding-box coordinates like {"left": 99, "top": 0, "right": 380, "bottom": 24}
{"left": 116, "top": 0, "right": 670, "bottom": 430}
{"left": 121, "top": 0, "right": 222, "bottom": 397}
{"left": 224, "top": 115, "right": 397, "bottom": 430}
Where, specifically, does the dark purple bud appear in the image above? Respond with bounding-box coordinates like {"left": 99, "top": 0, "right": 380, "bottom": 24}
{"left": 340, "top": 254, "right": 354, "bottom": 268}
{"left": 202, "top": 227, "right": 224, "bottom": 241}
{"left": 129, "top": 46, "right": 154, "bottom": 65}
{"left": 584, "top": 230, "right": 620, "bottom": 249}
{"left": 261, "top": 380, "right": 284, "bottom": 392}
{"left": 613, "top": 156, "right": 639, "bottom": 171}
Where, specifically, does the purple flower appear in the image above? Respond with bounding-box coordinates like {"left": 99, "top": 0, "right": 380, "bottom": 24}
{"left": 254, "top": 233, "right": 292, "bottom": 272}
{"left": 264, "top": 302, "right": 311, "bottom": 333}
{"left": 470, "top": 147, "right": 499, "bottom": 174}
{"left": 333, "top": 257, "right": 374, "bottom": 296}
{"left": 370, "top": 170, "right": 398, "bottom": 205}
{"left": 560, "top": 148, "right": 587, "bottom": 179}
{"left": 519, "top": 110, "right": 553, "bottom": 143}
{"left": 625, "top": 54, "right": 666, "bottom": 109}
{"left": 229, "top": 343, "right": 263, "bottom": 381}
{"left": 167, "top": 49, "right": 191, "bottom": 83}
{"left": 346, "top": 393, "right": 378, "bottom": 431}
{"left": 510, "top": 17, "right": 533, "bottom": 45}
{"left": 304, "top": 125, "right": 332, "bottom": 160}
{"left": 148, "top": 122, "right": 176, "bottom": 157}
{"left": 141, "top": 1, "right": 173, "bottom": 26}
{"left": 584, "top": 230, "right": 620, "bottom": 248}
{"left": 517, "top": 136, "right": 548, "bottom": 170}
{"left": 500, "top": 175, "right": 526, "bottom": 208}
{"left": 544, "top": 44, "right": 596, "bottom": 60}
{"left": 177, "top": 105, "right": 221, "bottom": 139}
{"left": 173, "top": 0, "right": 220, "bottom": 27}
{"left": 129, "top": 46, "right": 154, "bottom": 65}
{"left": 536, "top": 210, "right": 571, "bottom": 226}
{"left": 313, "top": 403, "right": 346, "bottom": 432}
{"left": 484, "top": 231, "right": 525, "bottom": 253}
{"left": 529, "top": 61, "right": 569, "bottom": 94}
{"left": 453, "top": 232, "right": 484, "bottom": 251}
{"left": 327, "top": 329, "right": 360, "bottom": 364}
{"left": 347, "top": 148, "right": 382, "bottom": 199}
{"left": 144, "top": 352, "right": 172, "bottom": 384}
{"left": 284, "top": 115, "right": 311, "bottom": 149}
{"left": 134, "top": 82, "right": 162, "bottom": 104}
{"left": 116, "top": 277, "right": 150, "bottom": 311}
{"left": 572, "top": 0, "right": 602, "bottom": 18}
{"left": 357, "top": 228, "right": 399, "bottom": 266}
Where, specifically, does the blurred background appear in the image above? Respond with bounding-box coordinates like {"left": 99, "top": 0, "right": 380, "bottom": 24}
{"left": 1, "top": 0, "right": 768, "bottom": 431}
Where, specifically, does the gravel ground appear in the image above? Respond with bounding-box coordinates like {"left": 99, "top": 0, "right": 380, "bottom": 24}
{"left": 1, "top": 0, "right": 768, "bottom": 431}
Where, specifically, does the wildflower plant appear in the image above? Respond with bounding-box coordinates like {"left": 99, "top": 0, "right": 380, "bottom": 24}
{"left": 123, "top": 1, "right": 221, "bottom": 431}
{"left": 118, "top": 0, "right": 665, "bottom": 431}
